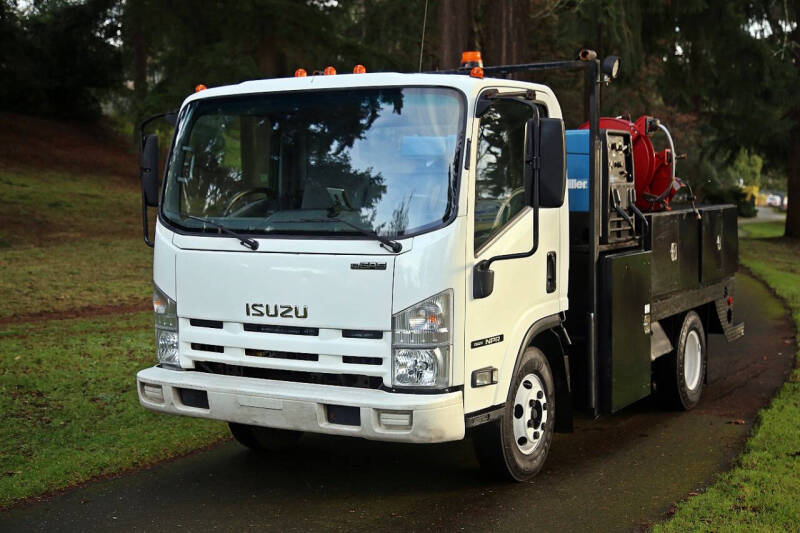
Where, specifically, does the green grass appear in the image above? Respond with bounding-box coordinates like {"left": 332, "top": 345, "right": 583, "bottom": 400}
{"left": 0, "top": 167, "right": 154, "bottom": 320}
{"left": 0, "top": 238, "right": 152, "bottom": 319}
{"left": 0, "top": 131, "right": 227, "bottom": 508}
{"left": 0, "top": 313, "right": 227, "bottom": 507}
{"left": 656, "top": 223, "right": 800, "bottom": 532}
{"left": 0, "top": 169, "right": 141, "bottom": 247}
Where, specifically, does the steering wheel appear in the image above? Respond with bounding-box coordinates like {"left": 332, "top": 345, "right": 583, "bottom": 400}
{"left": 223, "top": 187, "right": 273, "bottom": 216}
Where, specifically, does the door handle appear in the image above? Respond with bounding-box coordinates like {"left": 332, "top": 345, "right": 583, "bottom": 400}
{"left": 546, "top": 251, "right": 557, "bottom": 293}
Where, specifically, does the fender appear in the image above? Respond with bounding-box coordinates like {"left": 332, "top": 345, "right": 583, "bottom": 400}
{"left": 466, "top": 314, "right": 573, "bottom": 431}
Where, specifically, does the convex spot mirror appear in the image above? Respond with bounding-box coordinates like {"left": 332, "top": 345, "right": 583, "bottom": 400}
{"left": 140, "top": 134, "right": 159, "bottom": 207}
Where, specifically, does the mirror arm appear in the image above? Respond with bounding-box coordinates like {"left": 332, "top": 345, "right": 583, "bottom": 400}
{"left": 142, "top": 195, "right": 154, "bottom": 248}
{"left": 138, "top": 110, "right": 178, "bottom": 148}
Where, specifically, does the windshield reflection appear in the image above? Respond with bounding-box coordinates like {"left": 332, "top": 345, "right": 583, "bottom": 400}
{"left": 162, "top": 87, "right": 464, "bottom": 238}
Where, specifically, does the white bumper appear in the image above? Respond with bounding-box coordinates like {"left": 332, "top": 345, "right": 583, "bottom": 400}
{"left": 136, "top": 366, "right": 465, "bottom": 443}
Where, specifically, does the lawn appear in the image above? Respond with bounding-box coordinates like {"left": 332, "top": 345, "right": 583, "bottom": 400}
{"left": 656, "top": 222, "right": 800, "bottom": 531}
{"left": 0, "top": 313, "right": 227, "bottom": 507}
{"left": 0, "top": 117, "right": 228, "bottom": 508}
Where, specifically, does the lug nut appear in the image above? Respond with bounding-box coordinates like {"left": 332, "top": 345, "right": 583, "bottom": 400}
{"left": 533, "top": 431, "right": 540, "bottom": 440}
{"left": 537, "top": 391, "right": 543, "bottom": 399}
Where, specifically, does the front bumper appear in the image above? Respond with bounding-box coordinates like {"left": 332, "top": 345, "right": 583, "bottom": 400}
{"left": 136, "top": 366, "right": 465, "bottom": 443}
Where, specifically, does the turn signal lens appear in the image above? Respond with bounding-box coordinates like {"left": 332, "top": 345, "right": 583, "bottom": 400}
{"left": 294, "top": 68, "right": 307, "bottom": 77}
{"left": 353, "top": 64, "right": 367, "bottom": 74}
{"left": 194, "top": 84, "right": 207, "bottom": 92}
{"left": 470, "top": 66, "right": 484, "bottom": 79}
{"left": 323, "top": 66, "right": 336, "bottom": 75}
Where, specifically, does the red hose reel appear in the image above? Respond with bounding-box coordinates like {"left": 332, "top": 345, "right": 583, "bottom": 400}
{"left": 580, "top": 116, "right": 680, "bottom": 211}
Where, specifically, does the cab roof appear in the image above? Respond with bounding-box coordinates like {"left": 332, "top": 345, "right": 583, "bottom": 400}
{"left": 182, "top": 72, "right": 553, "bottom": 108}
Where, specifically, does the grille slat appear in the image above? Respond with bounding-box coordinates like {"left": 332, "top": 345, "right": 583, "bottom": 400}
{"left": 190, "top": 319, "right": 223, "bottom": 329}
{"left": 191, "top": 343, "right": 224, "bottom": 353}
{"left": 342, "top": 329, "right": 383, "bottom": 339}
{"left": 245, "top": 349, "right": 318, "bottom": 362}
{"left": 342, "top": 356, "right": 383, "bottom": 366}
{"left": 243, "top": 323, "right": 319, "bottom": 336}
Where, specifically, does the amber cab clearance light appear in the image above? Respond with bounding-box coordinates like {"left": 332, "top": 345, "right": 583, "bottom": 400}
{"left": 470, "top": 66, "right": 484, "bottom": 79}
{"left": 323, "top": 66, "right": 337, "bottom": 75}
{"left": 353, "top": 64, "right": 367, "bottom": 74}
{"left": 294, "top": 68, "right": 307, "bottom": 77}
{"left": 195, "top": 84, "right": 207, "bottom": 92}
{"left": 460, "top": 50, "right": 483, "bottom": 68}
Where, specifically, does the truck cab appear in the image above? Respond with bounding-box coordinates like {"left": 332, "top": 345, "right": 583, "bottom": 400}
{"left": 137, "top": 70, "right": 570, "bottom": 478}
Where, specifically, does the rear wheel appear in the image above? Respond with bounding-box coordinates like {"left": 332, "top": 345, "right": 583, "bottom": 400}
{"left": 473, "top": 347, "right": 555, "bottom": 481}
{"left": 656, "top": 310, "right": 707, "bottom": 410}
{"left": 228, "top": 423, "right": 303, "bottom": 452}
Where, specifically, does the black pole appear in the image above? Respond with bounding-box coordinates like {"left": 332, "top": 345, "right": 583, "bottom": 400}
{"left": 586, "top": 59, "right": 601, "bottom": 417}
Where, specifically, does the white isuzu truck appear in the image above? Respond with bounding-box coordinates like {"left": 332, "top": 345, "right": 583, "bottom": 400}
{"left": 136, "top": 51, "right": 743, "bottom": 480}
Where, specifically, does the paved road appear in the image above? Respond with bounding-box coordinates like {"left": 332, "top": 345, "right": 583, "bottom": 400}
{"left": 1, "top": 273, "right": 795, "bottom": 532}
{"left": 739, "top": 206, "right": 786, "bottom": 224}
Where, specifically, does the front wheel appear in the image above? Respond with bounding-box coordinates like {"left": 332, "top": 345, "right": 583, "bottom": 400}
{"left": 472, "top": 347, "right": 555, "bottom": 481}
{"left": 656, "top": 310, "right": 707, "bottom": 410}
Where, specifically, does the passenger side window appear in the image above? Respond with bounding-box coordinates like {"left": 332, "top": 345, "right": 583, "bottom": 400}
{"left": 474, "top": 98, "right": 535, "bottom": 252}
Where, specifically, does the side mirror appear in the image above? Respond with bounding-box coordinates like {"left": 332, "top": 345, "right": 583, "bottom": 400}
{"left": 538, "top": 118, "right": 566, "bottom": 208}
{"left": 140, "top": 134, "right": 159, "bottom": 207}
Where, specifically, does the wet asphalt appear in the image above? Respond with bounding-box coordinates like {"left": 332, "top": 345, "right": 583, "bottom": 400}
{"left": 1, "top": 273, "right": 795, "bottom": 532}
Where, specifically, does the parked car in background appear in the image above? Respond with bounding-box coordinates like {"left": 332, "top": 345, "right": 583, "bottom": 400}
{"left": 766, "top": 194, "right": 782, "bottom": 207}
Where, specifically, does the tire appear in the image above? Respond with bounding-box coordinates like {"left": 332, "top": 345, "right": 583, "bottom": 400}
{"left": 228, "top": 423, "right": 303, "bottom": 452}
{"left": 656, "top": 311, "right": 707, "bottom": 410}
{"left": 473, "top": 347, "right": 555, "bottom": 481}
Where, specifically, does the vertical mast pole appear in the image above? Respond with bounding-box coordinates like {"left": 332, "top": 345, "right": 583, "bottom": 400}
{"left": 586, "top": 59, "right": 601, "bottom": 417}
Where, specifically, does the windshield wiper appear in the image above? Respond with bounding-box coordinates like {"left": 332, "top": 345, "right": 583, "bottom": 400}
{"left": 293, "top": 218, "right": 402, "bottom": 253}
{"left": 185, "top": 215, "right": 259, "bottom": 250}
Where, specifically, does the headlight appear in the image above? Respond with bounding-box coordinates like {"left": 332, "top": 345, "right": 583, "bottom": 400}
{"left": 391, "top": 290, "right": 452, "bottom": 388}
{"left": 153, "top": 284, "right": 179, "bottom": 368}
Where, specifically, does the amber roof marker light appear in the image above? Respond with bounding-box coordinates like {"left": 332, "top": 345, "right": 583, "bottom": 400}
{"left": 353, "top": 64, "right": 367, "bottom": 74}
{"left": 195, "top": 84, "right": 207, "bottom": 92}
{"left": 470, "top": 66, "right": 484, "bottom": 79}
{"left": 460, "top": 51, "right": 483, "bottom": 69}
{"left": 323, "top": 66, "right": 337, "bottom": 75}
{"left": 294, "top": 68, "right": 307, "bottom": 77}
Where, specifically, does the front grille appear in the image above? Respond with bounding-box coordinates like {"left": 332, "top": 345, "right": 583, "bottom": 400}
{"left": 194, "top": 361, "right": 383, "bottom": 389}
{"left": 243, "top": 323, "right": 319, "bottom": 336}
{"left": 244, "top": 349, "right": 318, "bottom": 362}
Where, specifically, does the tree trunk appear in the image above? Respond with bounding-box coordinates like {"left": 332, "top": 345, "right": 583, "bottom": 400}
{"left": 436, "top": 0, "right": 473, "bottom": 69}
{"left": 483, "top": 0, "right": 530, "bottom": 72}
{"left": 786, "top": 110, "right": 800, "bottom": 238}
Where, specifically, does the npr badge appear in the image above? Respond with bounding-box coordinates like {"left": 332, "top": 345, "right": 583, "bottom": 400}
{"left": 471, "top": 334, "right": 504, "bottom": 349}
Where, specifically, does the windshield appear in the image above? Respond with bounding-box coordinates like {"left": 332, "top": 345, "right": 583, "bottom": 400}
{"left": 162, "top": 87, "right": 464, "bottom": 238}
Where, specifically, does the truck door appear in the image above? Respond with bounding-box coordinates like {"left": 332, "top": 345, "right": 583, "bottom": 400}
{"left": 464, "top": 92, "right": 563, "bottom": 414}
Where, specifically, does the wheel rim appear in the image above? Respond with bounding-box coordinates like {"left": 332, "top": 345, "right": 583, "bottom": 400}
{"left": 512, "top": 373, "right": 549, "bottom": 455}
{"left": 683, "top": 329, "right": 702, "bottom": 391}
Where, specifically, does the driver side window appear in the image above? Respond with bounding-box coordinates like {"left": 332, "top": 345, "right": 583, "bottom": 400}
{"left": 474, "top": 98, "right": 534, "bottom": 252}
